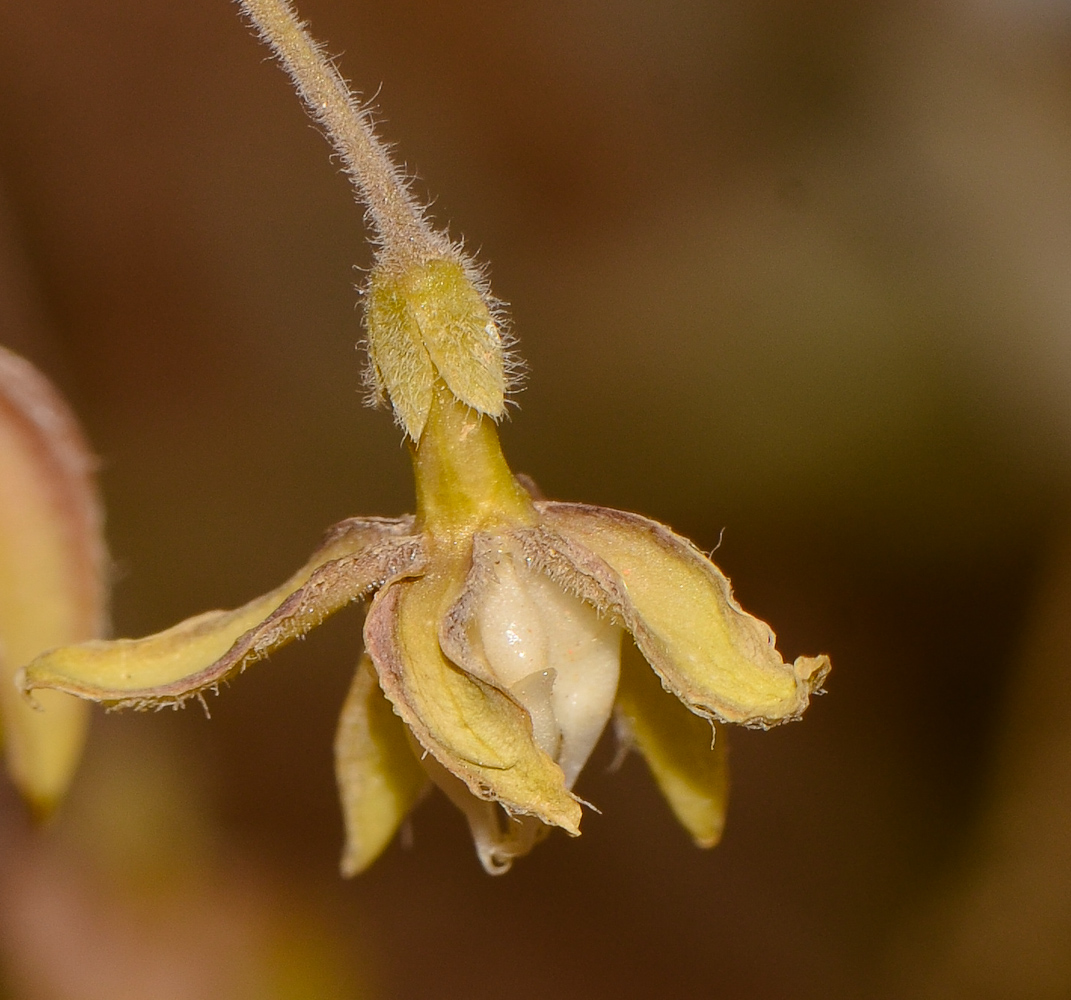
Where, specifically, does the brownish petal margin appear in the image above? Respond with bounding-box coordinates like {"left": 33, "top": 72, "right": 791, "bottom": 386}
{"left": 515, "top": 502, "right": 830, "bottom": 729}
{"left": 364, "top": 566, "right": 582, "bottom": 835}
{"left": 20, "top": 518, "right": 424, "bottom": 709}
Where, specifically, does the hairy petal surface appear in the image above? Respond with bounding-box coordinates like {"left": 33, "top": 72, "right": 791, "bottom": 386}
{"left": 520, "top": 503, "right": 831, "bottom": 728}
{"left": 335, "top": 654, "right": 429, "bottom": 877}
{"left": 0, "top": 346, "right": 107, "bottom": 811}
{"left": 615, "top": 642, "right": 729, "bottom": 847}
{"left": 21, "top": 518, "right": 423, "bottom": 708}
{"left": 364, "top": 563, "right": 582, "bottom": 835}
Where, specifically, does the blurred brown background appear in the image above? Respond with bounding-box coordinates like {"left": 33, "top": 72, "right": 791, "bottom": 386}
{"left": 3, "top": 0, "right": 1071, "bottom": 996}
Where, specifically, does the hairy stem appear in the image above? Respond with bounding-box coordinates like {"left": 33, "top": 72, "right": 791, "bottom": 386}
{"left": 236, "top": 0, "right": 449, "bottom": 264}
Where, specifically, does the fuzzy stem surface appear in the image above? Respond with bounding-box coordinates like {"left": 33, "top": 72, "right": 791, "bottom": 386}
{"left": 236, "top": 0, "right": 449, "bottom": 263}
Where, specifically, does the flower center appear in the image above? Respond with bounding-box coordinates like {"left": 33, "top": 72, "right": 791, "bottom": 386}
{"left": 473, "top": 545, "right": 622, "bottom": 787}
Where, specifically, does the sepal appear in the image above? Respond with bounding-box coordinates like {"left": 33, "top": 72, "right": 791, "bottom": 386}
{"left": 366, "top": 258, "right": 506, "bottom": 440}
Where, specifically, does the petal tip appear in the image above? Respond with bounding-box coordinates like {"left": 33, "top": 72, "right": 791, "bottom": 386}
{"left": 795, "top": 653, "right": 832, "bottom": 697}
{"left": 553, "top": 797, "right": 583, "bottom": 838}
{"left": 339, "top": 850, "right": 371, "bottom": 879}
{"left": 692, "top": 824, "right": 726, "bottom": 850}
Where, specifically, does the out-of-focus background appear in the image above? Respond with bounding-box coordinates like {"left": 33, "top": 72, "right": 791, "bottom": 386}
{"left": 3, "top": 0, "right": 1071, "bottom": 996}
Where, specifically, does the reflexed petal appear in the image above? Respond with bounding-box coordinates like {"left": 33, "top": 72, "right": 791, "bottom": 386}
{"left": 0, "top": 346, "right": 107, "bottom": 812}
{"left": 364, "top": 564, "right": 582, "bottom": 835}
{"left": 335, "top": 655, "right": 429, "bottom": 877}
{"left": 615, "top": 642, "right": 728, "bottom": 847}
{"left": 522, "top": 503, "right": 831, "bottom": 728}
{"left": 21, "top": 518, "right": 423, "bottom": 708}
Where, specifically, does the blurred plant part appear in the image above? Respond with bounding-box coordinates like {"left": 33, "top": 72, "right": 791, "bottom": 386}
{"left": 0, "top": 344, "right": 106, "bottom": 815}
{"left": 0, "top": 729, "right": 371, "bottom": 1000}
{"left": 19, "top": 0, "right": 829, "bottom": 873}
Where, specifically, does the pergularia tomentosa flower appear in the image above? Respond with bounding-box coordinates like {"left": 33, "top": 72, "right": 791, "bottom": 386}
{"left": 18, "top": 0, "right": 830, "bottom": 874}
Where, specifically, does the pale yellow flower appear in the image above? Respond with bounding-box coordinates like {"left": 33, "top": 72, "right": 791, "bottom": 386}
{"left": 17, "top": 0, "right": 829, "bottom": 873}
{"left": 21, "top": 371, "right": 827, "bottom": 873}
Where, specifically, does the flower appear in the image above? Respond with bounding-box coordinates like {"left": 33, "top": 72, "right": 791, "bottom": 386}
{"left": 20, "top": 370, "right": 828, "bottom": 874}
{"left": 17, "top": 0, "right": 830, "bottom": 873}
